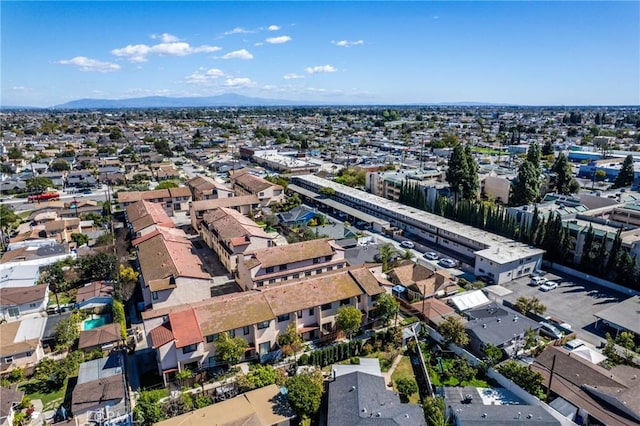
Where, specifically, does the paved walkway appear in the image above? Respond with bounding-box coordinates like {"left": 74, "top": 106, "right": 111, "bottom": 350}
{"left": 381, "top": 354, "right": 403, "bottom": 388}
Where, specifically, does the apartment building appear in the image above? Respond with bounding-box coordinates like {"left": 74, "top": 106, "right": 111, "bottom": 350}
{"left": 291, "top": 175, "right": 544, "bottom": 284}
{"left": 125, "top": 200, "right": 174, "bottom": 238}
{"left": 144, "top": 265, "right": 384, "bottom": 384}
{"left": 200, "top": 208, "right": 275, "bottom": 273}
{"left": 134, "top": 228, "right": 214, "bottom": 310}
{"left": 236, "top": 238, "right": 347, "bottom": 291}
{"left": 230, "top": 169, "right": 285, "bottom": 206}
{"left": 186, "top": 176, "right": 235, "bottom": 201}
{"left": 189, "top": 195, "right": 260, "bottom": 231}
{"left": 116, "top": 187, "right": 192, "bottom": 216}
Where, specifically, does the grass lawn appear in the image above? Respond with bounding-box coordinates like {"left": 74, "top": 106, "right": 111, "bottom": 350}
{"left": 428, "top": 357, "right": 490, "bottom": 388}
{"left": 19, "top": 379, "right": 68, "bottom": 411}
{"left": 471, "top": 147, "right": 506, "bottom": 155}
{"left": 390, "top": 356, "right": 420, "bottom": 404}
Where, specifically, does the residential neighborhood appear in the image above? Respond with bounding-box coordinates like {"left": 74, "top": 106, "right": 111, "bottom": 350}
{"left": 1, "top": 106, "right": 639, "bottom": 426}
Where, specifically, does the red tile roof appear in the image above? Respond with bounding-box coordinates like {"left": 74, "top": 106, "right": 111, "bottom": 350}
{"left": 149, "top": 323, "right": 174, "bottom": 348}
{"left": 169, "top": 309, "right": 203, "bottom": 348}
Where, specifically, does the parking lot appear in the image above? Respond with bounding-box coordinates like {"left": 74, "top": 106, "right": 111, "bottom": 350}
{"left": 499, "top": 271, "right": 628, "bottom": 346}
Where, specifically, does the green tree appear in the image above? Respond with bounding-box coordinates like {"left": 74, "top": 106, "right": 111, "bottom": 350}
{"left": 79, "top": 252, "right": 116, "bottom": 282}
{"left": 277, "top": 323, "right": 303, "bottom": 357}
{"left": 446, "top": 145, "right": 469, "bottom": 202}
{"left": 50, "top": 159, "right": 71, "bottom": 171}
{"left": 319, "top": 187, "right": 336, "bottom": 196}
{"left": 526, "top": 142, "right": 541, "bottom": 175}
{"left": 26, "top": 176, "right": 54, "bottom": 193}
{"left": 483, "top": 343, "right": 503, "bottom": 366}
{"left": 134, "top": 389, "right": 166, "bottom": 425}
{"left": 0, "top": 205, "right": 18, "bottom": 249}
{"left": 378, "top": 244, "right": 396, "bottom": 272}
{"left": 336, "top": 305, "right": 362, "bottom": 338}
{"left": 155, "top": 180, "right": 179, "bottom": 189}
{"left": 54, "top": 312, "right": 82, "bottom": 350}
{"left": 541, "top": 140, "right": 554, "bottom": 156}
{"left": 246, "top": 364, "right": 277, "bottom": 389}
{"left": 395, "top": 377, "right": 418, "bottom": 401}
{"left": 552, "top": 153, "right": 579, "bottom": 195}
{"left": 44, "top": 262, "right": 68, "bottom": 308}
{"left": 497, "top": 361, "right": 545, "bottom": 399}
{"left": 215, "top": 332, "right": 248, "bottom": 365}
{"left": 7, "top": 146, "right": 23, "bottom": 159}
{"left": 374, "top": 293, "right": 399, "bottom": 326}
{"left": 423, "top": 397, "right": 446, "bottom": 426}
{"left": 438, "top": 315, "right": 469, "bottom": 347}
{"left": 175, "top": 368, "right": 193, "bottom": 387}
{"left": 112, "top": 299, "right": 127, "bottom": 339}
{"left": 515, "top": 296, "right": 547, "bottom": 315}
{"left": 613, "top": 155, "right": 635, "bottom": 188}
{"left": 286, "top": 373, "right": 324, "bottom": 420}
{"left": 510, "top": 161, "right": 540, "bottom": 206}
{"left": 70, "top": 232, "right": 89, "bottom": 246}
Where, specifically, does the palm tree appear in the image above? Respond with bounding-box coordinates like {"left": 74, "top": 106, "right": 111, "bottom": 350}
{"left": 378, "top": 244, "right": 395, "bottom": 272}
{"left": 515, "top": 296, "right": 547, "bottom": 315}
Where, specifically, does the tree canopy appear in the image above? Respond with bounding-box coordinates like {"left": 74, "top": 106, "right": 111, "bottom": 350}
{"left": 551, "top": 153, "right": 579, "bottom": 195}
{"left": 336, "top": 305, "right": 362, "bottom": 337}
{"left": 446, "top": 145, "right": 479, "bottom": 200}
{"left": 285, "top": 372, "right": 324, "bottom": 419}
{"left": 613, "top": 155, "right": 635, "bottom": 188}
{"left": 215, "top": 332, "right": 248, "bottom": 365}
{"left": 438, "top": 315, "right": 469, "bottom": 347}
{"left": 374, "top": 293, "right": 399, "bottom": 325}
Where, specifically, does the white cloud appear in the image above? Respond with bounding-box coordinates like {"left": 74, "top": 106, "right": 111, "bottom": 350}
{"left": 267, "top": 25, "right": 280, "bottom": 31}
{"left": 221, "top": 49, "right": 254, "bottom": 60}
{"left": 58, "top": 56, "right": 121, "bottom": 72}
{"left": 332, "top": 39, "right": 364, "bottom": 47}
{"left": 185, "top": 68, "right": 225, "bottom": 85}
{"left": 254, "top": 42, "right": 264, "bottom": 47}
{"left": 224, "top": 77, "right": 256, "bottom": 87}
{"left": 265, "top": 35, "right": 291, "bottom": 44}
{"left": 151, "top": 33, "right": 180, "bottom": 43}
{"left": 224, "top": 27, "right": 250, "bottom": 35}
{"left": 111, "top": 40, "right": 221, "bottom": 62}
{"left": 283, "top": 73, "right": 304, "bottom": 80}
{"left": 305, "top": 64, "right": 337, "bottom": 74}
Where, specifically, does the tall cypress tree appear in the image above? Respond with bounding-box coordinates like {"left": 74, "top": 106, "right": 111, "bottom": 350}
{"left": 613, "top": 155, "right": 635, "bottom": 188}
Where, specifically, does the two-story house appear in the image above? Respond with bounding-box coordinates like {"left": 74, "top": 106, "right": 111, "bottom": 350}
{"left": 186, "top": 176, "right": 235, "bottom": 201}
{"left": 0, "top": 285, "right": 49, "bottom": 321}
{"left": 117, "top": 187, "right": 192, "bottom": 216}
{"left": 200, "top": 208, "right": 275, "bottom": 273}
{"left": 0, "top": 317, "right": 46, "bottom": 375}
{"left": 230, "top": 169, "right": 285, "bottom": 206}
{"left": 125, "top": 200, "right": 174, "bottom": 238}
{"left": 189, "top": 195, "right": 260, "bottom": 232}
{"left": 134, "top": 228, "right": 214, "bottom": 310}
{"left": 236, "top": 238, "right": 346, "bottom": 291}
{"left": 41, "top": 218, "right": 81, "bottom": 243}
{"left": 144, "top": 265, "right": 385, "bottom": 385}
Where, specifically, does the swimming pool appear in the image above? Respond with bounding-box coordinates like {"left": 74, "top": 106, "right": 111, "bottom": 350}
{"left": 82, "top": 314, "right": 112, "bottom": 330}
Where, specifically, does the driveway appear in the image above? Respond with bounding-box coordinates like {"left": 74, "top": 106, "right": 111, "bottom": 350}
{"left": 499, "top": 272, "right": 628, "bottom": 347}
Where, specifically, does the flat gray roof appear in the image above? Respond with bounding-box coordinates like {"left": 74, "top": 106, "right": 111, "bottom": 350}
{"left": 594, "top": 296, "right": 640, "bottom": 335}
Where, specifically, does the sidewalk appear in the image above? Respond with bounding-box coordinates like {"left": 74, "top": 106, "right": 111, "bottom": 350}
{"left": 381, "top": 353, "right": 403, "bottom": 387}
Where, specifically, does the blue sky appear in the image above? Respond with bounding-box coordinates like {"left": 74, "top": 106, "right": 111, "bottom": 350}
{"left": 2, "top": 1, "right": 639, "bottom": 107}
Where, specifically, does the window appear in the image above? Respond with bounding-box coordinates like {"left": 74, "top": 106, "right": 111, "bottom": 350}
{"left": 266, "top": 266, "right": 274, "bottom": 274}
{"left": 259, "top": 341, "right": 271, "bottom": 356}
{"left": 325, "top": 255, "right": 332, "bottom": 262}
{"left": 316, "top": 269, "right": 322, "bottom": 275}
{"left": 322, "top": 322, "right": 333, "bottom": 332}
{"left": 26, "top": 351, "right": 32, "bottom": 357}
{"left": 29, "top": 303, "right": 37, "bottom": 308}
{"left": 340, "top": 298, "right": 350, "bottom": 306}
{"left": 356, "top": 295, "right": 361, "bottom": 303}
{"left": 257, "top": 320, "right": 270, "bottom": 329}
{"left": 229, "top": 329, "right": 235, "bottom": 337}
{"left": 269, "top": 279, "right": 276, "bottom": 284}
{"left": 282, "top": 276, "right": 287, "bottom": 281}
{"left": 337, "top": 263, "right": 344, "bottom": 269}
{"left": 182, "top": 344, "right": 198, "bottom": 354}
{"left": 256, "top": 281, "right": 263, "bottom": 287}
{"left": 297, "top": 310, "right": 303, "bottom": 318}
{"left": 4, "top": 356, "right": 13, "bottom": 363}
{"left": 8, "top": 307, "right": 19, "bottom": 317}
{"left": 305, "top": 271, "right": 312, "bottom": 277}
{"left": 206, "top": 334, "right": 219, "bottom": 343}
{"left": 313, "top": 257, "right": 320, "bottom": 264}
{"left": 277, "top": 313, "right": 290, "bottom": 322}
{"left": 279, "top": 264, "right": 287, "bottom": 271}
{"left": 327, "top": 266, "right": 333, "bottom": 271}
{"left": 152, "top": 291, "right": 158, "bottom": 300}
{"left": 321, "top": 303, "right": 332, "bottom": 311}
{"left": 243, "top": 326, "right": 250, "bottom": 335}
{"left": 293, "top": 273, "right": 300, "bottom": 279}
{"left": 207, "top": 356, "right": 216, "bottom": 367}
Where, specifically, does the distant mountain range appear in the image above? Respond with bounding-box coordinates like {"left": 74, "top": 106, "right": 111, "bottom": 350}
{"left": 51, "top": 94, "right": 321, "bottom": 109}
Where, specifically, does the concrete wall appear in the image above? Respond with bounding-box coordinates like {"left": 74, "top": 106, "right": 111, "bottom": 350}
{"left": 545, "top": 262, "right": 639, "bottom": 297}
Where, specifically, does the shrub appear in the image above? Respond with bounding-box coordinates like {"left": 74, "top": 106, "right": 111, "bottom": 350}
{"left": 298, "top": 354, "right": 309, "bottom": 365}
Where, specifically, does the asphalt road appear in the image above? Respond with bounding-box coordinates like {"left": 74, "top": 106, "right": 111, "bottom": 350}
{"left": 498, "top": 271, "right": 628, "bottom": 347}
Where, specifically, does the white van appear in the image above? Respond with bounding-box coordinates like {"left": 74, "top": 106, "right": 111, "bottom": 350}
{"left": 530, "top": 276, "right": 547, "bottom": 286}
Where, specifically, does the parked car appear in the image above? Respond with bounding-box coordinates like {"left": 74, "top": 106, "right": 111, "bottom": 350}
{"left": 531, "top": 269, "right": 546, "bottom": 278}
{"left": 400, "top": 241, "right": 415, "bottom": 249}
{"left": 563, "top": 339, "right": 586, "bottom": 351}
{"left": 439, "top": 258, "right": 456, "bottom": 268}
{"left": 539, "top": 322, "right": 564, "bottom": 340}
{"left": 539, "top": 281, "right": 558, "bottom": 292}
{"left": 423, "top": 251, "right": 439, "bottom": 260}
{"left": 530, "top": 276, "right": 547, "bottom": 286}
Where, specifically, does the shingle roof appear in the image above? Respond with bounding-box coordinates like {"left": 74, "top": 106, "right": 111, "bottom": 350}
{"left": 195, "top": 292, "right": 273, "bottom": 336}
{"left": 149, "top": 323, "right": 174, "bottom": 348}
{"left": 327, "top": 371, "right": 426, "bottom": 425}
{"left": 202, "top": 207, "right": 271, "bottom": 242}
{"left": 126, "top": 200, "right": 174, "bottom": 233}
{"left": 75, "top": 281, "right": 113, "bottom": 303}
{"left": 250, "top": 238, "right": 335, "bottom": 269}
{"left": 0, "top": 284, "right": 48, "bottom": 306}
{"left": 78, "top": 323, "right": 122, "bottom": 349}
{"left": 71, "top": 375, "right": 125, "bottom": 415}
{"left": 190, "top": 195, "right": 260, "bottom": 212}
{"left": 0, "top": 385, "right": 24, "bottom": 419}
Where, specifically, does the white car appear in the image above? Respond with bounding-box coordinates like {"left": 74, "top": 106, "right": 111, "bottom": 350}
{"left": 539, "top": 281, "right": 558, "bottom": 292}
{"left": 439, "top": 258, "right": 456, "bottom": 268}
{"left": 423, "top": 251, "right": 439, "bottom": 260}
{"left": 400, "top": 241, "right": 415, "bottom": 249}
{"left": 530, "top": 276, "right": 547, "bottom": 286}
